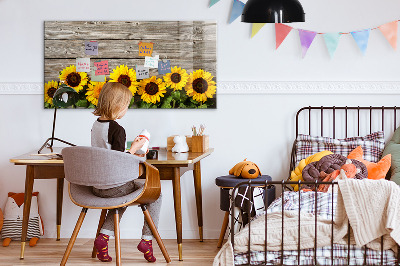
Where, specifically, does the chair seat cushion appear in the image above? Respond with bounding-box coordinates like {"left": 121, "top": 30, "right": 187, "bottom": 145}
{"left": 69, "top": 180, "right": 145, "bottom": 208}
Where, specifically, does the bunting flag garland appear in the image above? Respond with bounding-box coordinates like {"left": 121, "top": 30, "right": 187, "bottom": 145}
{"left": 351, "top": 29, "right": 370, "bottom": 55}
{"left": 209, "top": 0, "right": 220, "bottom": 7}
{"left": 378, "top": 21, "right": 398, "bottom": 50}
{"left": 298, "top": 29, "right": 317, "bottom": 58}
{"left": 229, "top": 0, "right": 245, "bottom": 24}
{"left": 251, "top": 23, "right": 266, "bottom": 38}
{"left": 323, "top": 33, "right": 341, "bottom": 58}
{"left": 206, "top": 1, "right": 400, "bottom": 58}
{"left": 275, "top": 23, "right": 293, "bottom": 49}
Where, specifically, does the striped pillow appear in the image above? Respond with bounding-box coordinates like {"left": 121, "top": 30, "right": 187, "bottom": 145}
{"left": 294, "top": 131, "right": 385, "bottom": 167}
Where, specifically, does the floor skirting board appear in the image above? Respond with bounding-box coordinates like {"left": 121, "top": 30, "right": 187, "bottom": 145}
{"left": 1, "top": 81, "right": 400, "bottom": 95}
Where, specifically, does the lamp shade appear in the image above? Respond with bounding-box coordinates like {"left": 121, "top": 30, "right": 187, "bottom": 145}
{"left": 52, "top": 84, "right": 79, "bottom": 108}
{"left": 241, "top": 0, "right": 305, "bottom": 23}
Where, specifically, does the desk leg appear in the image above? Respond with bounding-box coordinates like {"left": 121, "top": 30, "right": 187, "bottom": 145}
{"left": 193, "top": 161, "right": 203, "bottom": 242}
{"left": 172, "top": 167, "right": 183, "bottom": 261}
{"left": 20, "top": 165, "right": 34, "bottom": 259}
{"left": 56, "top": 178, "right": 64, "bottom": 241}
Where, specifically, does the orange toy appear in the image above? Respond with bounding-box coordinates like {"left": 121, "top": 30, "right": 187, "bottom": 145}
{"left": 1, "top": 192, "right": 43, "bottom": 247}
{"left": 229, "top": 159, "right": 261, "bottom": 179}
{"left": 317, "top": 162, "right": 359, "bottom": 192}
{"left": 348, "top": 146, "right": 391, "bottom": 180}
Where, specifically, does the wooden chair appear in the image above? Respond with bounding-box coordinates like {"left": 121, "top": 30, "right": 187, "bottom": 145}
{"left": 60, "top": 146, "right": 171, "bottom": 265}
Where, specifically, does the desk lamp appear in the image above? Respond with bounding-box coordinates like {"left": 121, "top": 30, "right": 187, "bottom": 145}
{"left": 38, "top": 84, "right": 78, "bottom": 154}
{"left": 241, "top": 0, "right": 305, "bottom": 23}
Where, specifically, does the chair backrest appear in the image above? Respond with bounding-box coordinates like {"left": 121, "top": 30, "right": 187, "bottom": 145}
{"left": 62, "top": 146, "right": 145, "bottom": 187}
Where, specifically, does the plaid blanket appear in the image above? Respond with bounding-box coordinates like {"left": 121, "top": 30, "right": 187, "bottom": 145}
{"left": 234, "top": 244, "right": 397, "bottom": 265}
{"left": 234, "top": 191, "right": 397, "bottom": 265}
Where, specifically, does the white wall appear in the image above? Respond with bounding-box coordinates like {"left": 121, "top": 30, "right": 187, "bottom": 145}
{"left": 1, "top": 0, "right": 400, "bottom": 239}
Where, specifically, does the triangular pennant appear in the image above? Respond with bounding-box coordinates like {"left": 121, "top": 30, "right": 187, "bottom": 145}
{"left": 378, "top": 21, "right": 398, "bottom": 50}
{"left": 229, "top": 0, "right": 245, "bottom": 24}
{"left": 298, "top": 29, "right": 317, "bottom": 58}
{"left": 275, "top": 23, "right": 293, "bottom": 49}
{"left": 251, "top": 23, "right": 266, "bottom": 38}
{"left": 209, "top": 0, "right": 220, "bottom": 7}
{"left": 351, "top": 29, "right": 370, "bottom": 55}
{"left": 323, "top": 33, "right": 341, "bottom": 58}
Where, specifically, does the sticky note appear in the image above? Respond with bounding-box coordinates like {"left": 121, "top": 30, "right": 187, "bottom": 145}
{"left": 90, "top": 70, "right": 106, "bottom": 82}
{"left": 158, "top": 60, "right": 171, "bottom": 75}
{"left": 85, "top": 41, "right": 98, "bottom": 56}
{"left": 138, "top": 42, "right": 154, "bottom": 56}
{"left": 94, "top": 60, "right": 109, "bottom": 75}
{"left": 76, "top": 58, "right": 91, "bottom": 72}
{"left": 144, "top": 56, "right": 159, "bottom": 68}
{"left": 136, "top": 65, "right": 150, "bottom": 79}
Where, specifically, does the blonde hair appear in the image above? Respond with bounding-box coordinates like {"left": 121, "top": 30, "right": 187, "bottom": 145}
{"left": 93, "top": 82, "right": 133, "bottom": 120}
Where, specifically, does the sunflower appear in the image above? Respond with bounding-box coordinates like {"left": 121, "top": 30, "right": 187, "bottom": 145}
{"left": 44, "top": 80, "right": 59, "bottom": 105}
{"left": 109, "top": 64, "right": 138, "bottom": 95}
{"left": 59, "top": 65, "right": 88, "bottom": 92}
{"left": 185, "top": 69, "right": 216, "bottom": 102}
{"left": 138, "top": 76, "right": 167, "bottom": 104}
{"left": 163, "top": 66, "right": 189, "bottom": 91}
{"left": 86, "top": 79, "right": 106, "bottom": 106}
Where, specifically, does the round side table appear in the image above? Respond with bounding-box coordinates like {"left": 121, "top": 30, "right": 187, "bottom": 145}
{"left": 215, "top": 175, "right": 275, "bottom": 248}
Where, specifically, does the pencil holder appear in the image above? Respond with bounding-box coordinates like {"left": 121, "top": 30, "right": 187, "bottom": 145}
{"left": 191, "top": 135, "right": 209, "bottom": 153}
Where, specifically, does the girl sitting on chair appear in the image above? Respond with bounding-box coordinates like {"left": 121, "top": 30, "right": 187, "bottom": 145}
{"left": 91, "top": 82, "right": 162, "bottom": 263}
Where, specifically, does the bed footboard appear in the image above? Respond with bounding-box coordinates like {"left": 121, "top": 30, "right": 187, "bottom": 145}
{"left": 230, "top": 180, "right": 400, "bottom": 266}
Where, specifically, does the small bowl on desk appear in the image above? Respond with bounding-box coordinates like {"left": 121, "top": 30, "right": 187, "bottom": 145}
{"left": 146, "top": 150, "right": 158, "bottom": 160}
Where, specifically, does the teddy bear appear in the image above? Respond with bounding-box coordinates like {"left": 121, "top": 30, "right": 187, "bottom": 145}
{"left": 229, "top": 159, "right": 261, "bottom": 179}
{"left": 1, "top": 192, "right": 44, "bottom": 247}
{"left": 172, "top": 135, "right": 189, "bottom": 153}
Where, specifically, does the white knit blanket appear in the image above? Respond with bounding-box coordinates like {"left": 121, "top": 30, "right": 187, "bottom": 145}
{"left": 213, "top": 179, "right": 400, "bottom": 266}
{"left": 335, "top": 178, "right": 400, "bottom": 251}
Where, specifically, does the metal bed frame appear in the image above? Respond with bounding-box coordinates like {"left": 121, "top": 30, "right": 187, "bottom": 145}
{"left": 230, "top": 106, "right": 400, "bottom": 266}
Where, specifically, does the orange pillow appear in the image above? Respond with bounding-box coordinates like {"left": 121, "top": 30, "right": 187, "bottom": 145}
{"left": 347, "top": 146, "right": 391, "bottom": 180}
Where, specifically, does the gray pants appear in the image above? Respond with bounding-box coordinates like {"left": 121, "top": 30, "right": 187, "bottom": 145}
{"left": 92, "top": 180, "right": 162, "bottom": 240}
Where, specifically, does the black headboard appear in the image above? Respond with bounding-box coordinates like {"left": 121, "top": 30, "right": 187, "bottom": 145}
{"left": 289, "top": 106, "right": 400, "bottom": 179}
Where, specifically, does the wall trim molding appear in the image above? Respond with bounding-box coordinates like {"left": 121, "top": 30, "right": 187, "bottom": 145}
{"left": 1, "top": 81, "right": 400, "bottom": 95}
{"left": 0, "top": 83, "right": 43, "bottom": 94}
{"left": 218, "top": 81, "right": 400, "bottom": 94}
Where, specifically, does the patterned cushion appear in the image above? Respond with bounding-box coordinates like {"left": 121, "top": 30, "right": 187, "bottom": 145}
{"left": 295, "top": 131, "right": 385, "bottom": 166}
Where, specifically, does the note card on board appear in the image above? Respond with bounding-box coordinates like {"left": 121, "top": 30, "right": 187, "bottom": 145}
{"left": 85, "top": 41, "right": 98, "bottom": 55}
{"left": 94, "top": 60, "right": 109, "bottom": 75}
{"left": 91, "top": 70, "right": 106, "bottom": 82}
{"left": 158, "top": 60, "right": 171, "bottom": 74}
{"left": 144, "top": 55, "right": 159, "bottom": 68}
{"left": 136, "top": 65, "right": 150, "bottom": 79}
{"left": 76, "top": 58, "right": 91, "bottom": 72}
{"left": 138, "top": 42, "right": 154, "bottom": 56}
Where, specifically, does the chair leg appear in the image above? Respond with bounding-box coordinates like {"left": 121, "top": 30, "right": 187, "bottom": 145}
{"left": 60, "top": 208, "right": 88, "bottom": 266}
{"left": 92, "top": 209, "right": 108, "bottom": 258}
{"left": 114, "top": 209, "right": 121, "bottom": 266}
{"left": 141, "top": 205, "right": 171, "bottom": 263}
{"left": 217, "top": 211, "right": 230, "bottom": 248}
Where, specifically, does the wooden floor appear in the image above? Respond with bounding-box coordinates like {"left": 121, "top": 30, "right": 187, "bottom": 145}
{"left": 0, "top": 239, "right": 222, "bottom": 265}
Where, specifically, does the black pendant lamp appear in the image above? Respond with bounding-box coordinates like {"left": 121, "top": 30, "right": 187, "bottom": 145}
{"left": 241, "top": 0, "right": 305, "bottom": 23}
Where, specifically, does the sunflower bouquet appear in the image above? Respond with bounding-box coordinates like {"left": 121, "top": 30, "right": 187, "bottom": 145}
{"left": 44, "top": 64, "right": 216, "bottom": 109}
